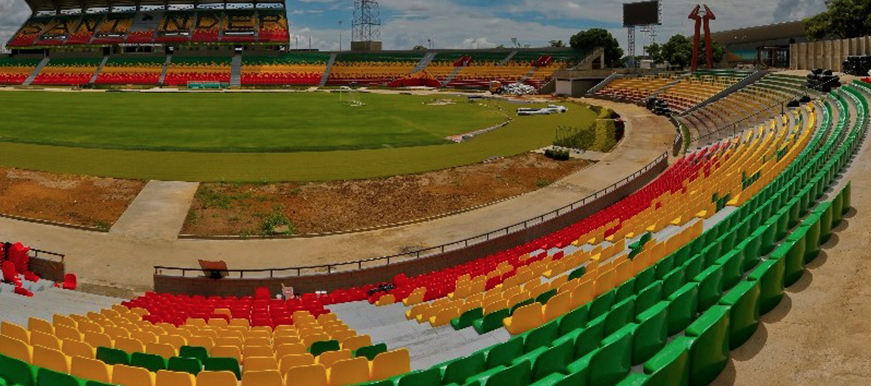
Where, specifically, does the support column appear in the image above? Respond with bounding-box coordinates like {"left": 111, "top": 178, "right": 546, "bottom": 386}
{"left": 790, "top": 43, "right": 798, "bottom": 69}
{"left": 798, "top": 42, "right": 808, "bottom": 70}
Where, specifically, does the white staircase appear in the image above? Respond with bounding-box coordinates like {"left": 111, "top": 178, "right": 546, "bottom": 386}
{"left": 498, "top": 51, "right": 517, "bottom": 66}
{"left": 88, "top": 55, "right": 110, "bottom": 85}
{"left": 440, "top": 66, "right": 465, "bottom": 87}
{"left": 319, "top": 53, "right": 337, "bottom": 87}
{"left": 230, "top": 53, "right": 242, "bottom": 87}
{"left": 23, "top": 57, "right": 50, "bottom": 86}
{"left": 517, "top": 67, "right": 538, "bottom": 85}
{"left": 411, "top": 52, "right": 437, "bottom": 73}
{"left": 158, "top": 53, "right": 172, "bottom": 85}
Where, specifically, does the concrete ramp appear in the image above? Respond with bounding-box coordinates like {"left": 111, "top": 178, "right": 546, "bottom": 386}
{"left": 110, "top": 181, "right": 199, "bottom": 240}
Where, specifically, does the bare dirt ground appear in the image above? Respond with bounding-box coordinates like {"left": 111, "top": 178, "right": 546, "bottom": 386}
{"left": 182, "top": 153, "right": 592, "bottom": 236}
{"left": 0, "top": 168, "right": 144, "bottom": 229}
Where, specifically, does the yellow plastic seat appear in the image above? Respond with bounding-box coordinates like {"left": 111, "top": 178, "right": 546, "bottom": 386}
{"left": 105, "top": 326, "right": 132, "bottom": 340}
{"left": 543, "top": 291, "right": 573, "bottom": 322}
{"left": 196, "top": 370, "right": 238, "bottom": 386}
{"left": 330, "top": 330, "right": 355, "bottom": 343}
{"left": 245, "top": 337, "right": 271, "bottom": 347}
{"left": 279, "top": 353, "right": 315, "bottom": 374}
{"left": 187, "top": 336, "right": 214, "bottom": 350}
{"left": 328, "top": 357, "right": 370, "bottom": 386}
{"left": 241, "top": 370, "right": 283, "bottom": 386}
{"left": 0, "top": 334, "right": 32, "bottom": 362}
{"left": 244, "top": 356, "right": 279, "bottom": 373}
{"left": 33, "top": 345, "right": 71, "bottom": 373}
{"left": 211, "top": 345, "right": 242, "bottom": 362}
{"left": 56, "top": 324, "right": 84, "bottom": 342}
{"left": 112, "top": 364, "right": 156, "bottom": 386}
{"left": 115, "top": 337, "right": 145, "bottom": 354}
{"left": 62, "top": 339, "right": 95, "bottom": 359}
{"left": 284, "top": 363, "right": 327, "bottom": 386}
{"left": 503, "top": 302, "right": 544, "bottom": 335}
{"left": 229, "top": 318, "right": 250, "bottom": 328}
{"left": 341, "top": 335, "right": 371, "bottom": 351}
{"left": 430, "top": 307, "right": 460, "bottom": 327}
{"left": 1, "top": 322, "right": 30, "bottom": 344}
{"left": 30, "top": 331, "right": 62, "bottom": 351}
{"left": 72, "top": 356, "right": 113, "bottom": 383}
{"left": 215, "top": 337, "right": 243, "bottom": 349}
{"left": 157, "top": 334, "right": 186, "bottom": 350}
{"left": 571, "top": 280, "right": 595, "bottom": 308}
{"left": 274, "top": 335, "right": 301, "bottom": 347}
{"left": 275, "top": 342, "right": 306, "bottom": 358}
{"left": 146, "top": 342, "right": 177, "bottom": 359}
{"left": 243, "top": 345, "right": 273, "bottom": 359}
{"left": 131, "top": 331, "right": 158, "bottom": 345}
{"left": 208, "top": 318, "right": 229, "bottom": 328}
{"left": 186, "top": 318, "right": 207, "bottom": 327}
{"left": 316, "top": 349, "right": 351, "bottom": 368}
{"left": 155, "top": 370, "right": 195, "bottom": 386}
{"left": 84, "top": 332, "right": 114, "bottom": 350}
{"left": 28, "top": 317, "right": 54, "bottom": 335}
{"left": 303, "top": 333, "right": 330, "bottom": 348}
{"left": 370, "top": 349, "right": 410, "bottom": 381}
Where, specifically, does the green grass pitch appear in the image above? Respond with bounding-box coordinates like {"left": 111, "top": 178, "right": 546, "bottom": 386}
{"left": 0, "top": 91, "right": 598, "bottom": 181}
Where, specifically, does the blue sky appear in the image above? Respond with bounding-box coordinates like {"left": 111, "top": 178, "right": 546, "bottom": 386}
{"left": 2, "top": 0, "right": 826, "bottom": 52}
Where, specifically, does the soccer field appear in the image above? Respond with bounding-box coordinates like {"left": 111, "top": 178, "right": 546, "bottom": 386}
{"left": 0, "top": 91, "right": 598, "bottom": 181}
{"left": 0, "top": 91, "right": 507, "bottom": 152}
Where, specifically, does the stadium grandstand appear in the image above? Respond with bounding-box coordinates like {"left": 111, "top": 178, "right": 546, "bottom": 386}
{"left": 1, "top": 0, "right": 871, "bottom": 385}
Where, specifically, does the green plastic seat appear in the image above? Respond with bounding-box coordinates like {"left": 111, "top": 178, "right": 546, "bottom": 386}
{"left": 203, "top": 357, "right": 241, "bottom": 380}
{"left": 741, "top": 232, "right": 763, "bottom": 272}
{"left": 803, "top": 218, "right": 822, "bottom": 263}
{"left": 512, "top": 323, "right": 558, "bottom": 365}
{"left": 634, "top": 281, "right": 663, "bottom": 317}
{"left": 783, "top": 232, "right": 807, "bottom": 287}
{"left": 643, "top": 336, "right": 691, "bottom": 386}
{"left": 168, "top": 356, "right": 202, "bottom": 375}
{"left": 396, "top": 368, "right": 441, "bottom": 386}
{"left": 556, "top": 315, "right": 604, "bottom": 359}
{"left": 693, "top": 265, "right": 723, "bottom": 312}
{"left": 535, "top": 289, "right": 558, "bottom": 305}
{"left": 355, "top": 343, "right": 388, "bottom": 360}
{"left": 486, "top": 338, "right": 523, "bottom": 370}
{"left": 470, "top": 362, "right": 531, "bottom": 386}
{"left": 441, "top": 352, "right": 485, "bottom": 386}
{"left": 84, "top": 382, "right": 115, "bottom": 386}
{"left": 568, "top": 266, "right": 587, "bottom": 281}
{"left": 96, "top": 347, "right": 130, "bottom": 366}
{"left": 632, "top": 301, "right": 668, "bottom": 365}
{"left": 666, "top": 282, "right": 699, "bottom": 336}
{"left": 604, "top": 297, "right": 635, "bottom": 336}
{"left": 179, "top": 346, "right": 208, "bottom": 362}
{"left": 634, "top": 267, "right": 657, "bottom": 291}
{"left": 747, "top": 258, "right": 786, "bottom": 316}
{"left": 310, "top": 340, "right": 340, "bottom": 356}
{"left": 549, "top": 363, "right": 589, "bottom": 386}
{"left": 614, "top": 278, "right": 635, "bottom": 304}
{"left": 474, "top": 309, "right": 510, "bottom": 334}
{"left": 557, "top": 304, "right": 589, "bottom": 337}
{"left": 682, "top": 256, "right": 703, "bottom": 287}
{"left": 817, "top": 202, "right": 834, "bottom": 244}
{"left": 131, "top": 352, "right": 167, "bottom": 372}
{"left": 661, "top": 269, "right": 686, "bottom": 299}
{"left": 529, "top": 340, "right": 573, "bottom": 382}
{"left": 452, "top": 308, "right": 484, "bottom": 330}
{"left": 757, "top": 222, "right": 777, "bottom": 256}
{"left": 36, "top": 368, "right": 84, "bottom": 386}
{"left": 0, "top": 353, "right": 38, "bottom": 386}
{"left": 655, "top": 255, "right": 675, "bottom": 280}
{"left": 589, "top": 289, "right": 616, "bottom": 320}
{"left": 716, "top": 248, "right": 744, "bottom": 290}
{"left": 686, "top": 306, "right": 730, "bottom": 386}
{"left": 588, "top": 324, "right": 634, "bottom": 386}
{"left": 718, "top": 280, "right": 761, "bottom": 349}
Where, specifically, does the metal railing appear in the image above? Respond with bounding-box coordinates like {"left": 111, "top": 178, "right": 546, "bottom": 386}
{"left": 155, "top": 152, "right": 670, "bottom": 279}
{"left": 1, "top": 242, "right": 65, "bottom": 263}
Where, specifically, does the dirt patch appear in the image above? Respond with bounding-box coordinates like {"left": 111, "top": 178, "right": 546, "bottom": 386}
{"left": 182, "top": 153, "right": 592, "bottom": 236}
{"left": 0, "top": 168, "right": 144, "bottom": 229}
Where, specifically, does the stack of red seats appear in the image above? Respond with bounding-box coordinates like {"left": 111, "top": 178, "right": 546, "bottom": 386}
{"left": 240, "top": 73, "right": 321, "bottom": 85}
{"left": 123, "top": 291, "right": 331, "bottom": 328}
{"left": 126, "top": 30, "right": 155, "bottom": 44}
{"left": 31, "top": 73, "right": 93, "bottom": 86}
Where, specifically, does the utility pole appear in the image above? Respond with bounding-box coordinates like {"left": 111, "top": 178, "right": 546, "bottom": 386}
{"left": 339, "top": 20, "right": 343, "bottom": 51}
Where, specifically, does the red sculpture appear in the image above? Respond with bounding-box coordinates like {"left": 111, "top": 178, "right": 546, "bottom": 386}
{"left": 688, "top": 4, "right": 716, "bottom": 72}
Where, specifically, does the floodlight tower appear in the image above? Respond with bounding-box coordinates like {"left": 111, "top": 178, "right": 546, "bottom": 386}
{"left": 352, "top": 0, "right": 382, "bottom": 51}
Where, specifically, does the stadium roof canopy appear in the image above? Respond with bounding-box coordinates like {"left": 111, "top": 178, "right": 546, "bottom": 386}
{"left": 25, "top": 0, "right": 281, "bottom": 13}
{"left": 710, "top": 20, "right": 806, "bottom": 46}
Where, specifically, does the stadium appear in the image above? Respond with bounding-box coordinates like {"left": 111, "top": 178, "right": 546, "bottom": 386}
{"left": 0, "top": 0, "right": 869, "bottom": 384}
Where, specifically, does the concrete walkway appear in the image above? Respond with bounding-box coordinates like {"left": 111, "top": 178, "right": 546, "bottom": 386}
{"left": 0, "top": 99, "right": 674, "bottom": 293}
{"left": 110, "top": 181, "right": 200, "bottom": 240}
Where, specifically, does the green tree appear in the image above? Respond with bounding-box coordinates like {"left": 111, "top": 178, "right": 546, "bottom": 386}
{"left": 805, "top": 0, "right": 871, "bottom": 40}
{"left": 570, "top": 28, "right": 624, "bottom": 67}
{"left": 646, "top": 43, "right": 664, "bottom": 64}
{"left": 412, "top": 45, "right": 427, "bottom": 50}
{"left": 661, "top": 34, "right": 693, "bottom": 69}
{"left": 549, "top": 39, "right": 566, "bottom": 48}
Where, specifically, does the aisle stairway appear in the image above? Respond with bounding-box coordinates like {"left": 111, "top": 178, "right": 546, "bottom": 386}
{"left": 22, "top": 57, "right": 49, "bottom": 86}
{"left": 158, "top": 53, "right": 172, "bottom": 85}
{"left": 319, "top": 53, "right": 337, "bottom": 87}
{"left": 88, "top": 56, "right": 109, "bottom": 85}
{"left": 229, "top": 53, "right": 242, "bottom": 87}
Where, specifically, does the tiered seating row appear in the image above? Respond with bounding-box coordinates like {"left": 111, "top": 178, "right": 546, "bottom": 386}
{"left": 31, "top": 58, "right": 102, "bottom": 86}
{"left": 0, "top": 58, "right": 40, "bottom": 85}
{"left": 241, "top": 54, "right": 330, "bottom": 86}
{"left": 95, "top": 58, "right": 165, "bottom": 85}
{"left": 163, "top": 57, "right": 231, "bottom": 86}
